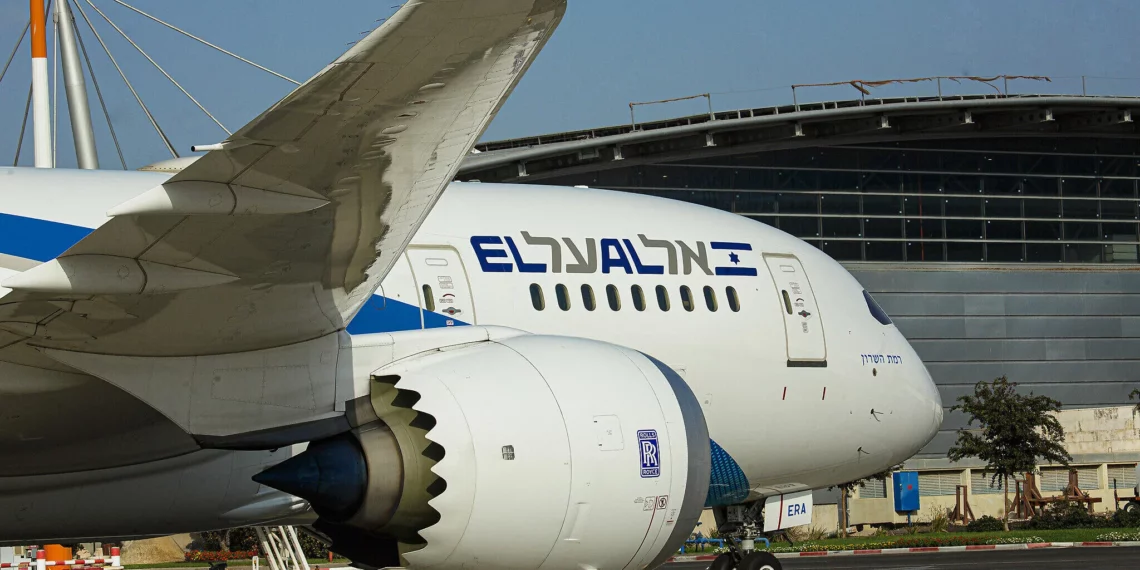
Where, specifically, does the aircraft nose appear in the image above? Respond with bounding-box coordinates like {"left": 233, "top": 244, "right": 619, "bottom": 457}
{"left": 904, "top": 342, "right": 943, "bottom": 451}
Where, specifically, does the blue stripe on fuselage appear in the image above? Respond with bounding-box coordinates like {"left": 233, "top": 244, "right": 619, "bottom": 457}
{"left": 346, "top": 294, "right": 469, "bottom": 334}
{"left": 347, "top": 294, "right": 424, "bottom": 334}
{"left": 0, "top": 213, "right": 464, "bottom": 334}
{"left": 0, "top": 213, "right": 93, "bottom": 262}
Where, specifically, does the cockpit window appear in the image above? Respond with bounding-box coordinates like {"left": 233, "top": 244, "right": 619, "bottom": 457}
{"left": 863, "top": 290, "right": 892, "bottom": 325}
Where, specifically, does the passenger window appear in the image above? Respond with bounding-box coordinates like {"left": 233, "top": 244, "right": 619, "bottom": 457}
{"left": 656, "top": 285, "right": 670, "bottom": 311}
{"left": 703, "top": 286, "right": 718, "bottom": 311}
{"left": 530, "top": 283, "right": 545, "bottom": 311}
{"left": 556, "top": 284, "right": 571, "bottom": 311}
{"left": 581, "top": 284, "right": 596, "bottom": 311}
{"left": 680, "top": 286, "right": 694, "bottom": 312}
{"left": 726, "top": 286, "right": 741, "bottom": 312}
{"left": 632, "top": 285, "right": 646, "bottom": 311}
{"left": 781, "top": 290, "right": 793, "bottom": 315}
{"left": 606, "top": 284, "right": 621, "bottom": 311}
{"left": 422, "top": 284, "right": 435, "bottom": 312}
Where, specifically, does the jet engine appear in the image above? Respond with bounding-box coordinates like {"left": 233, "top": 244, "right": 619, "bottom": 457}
{"left": 255, "top": 334, "right": 710, "bottom": 569}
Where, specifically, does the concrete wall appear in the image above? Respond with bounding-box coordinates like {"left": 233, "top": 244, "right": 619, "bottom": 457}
{"left": 847, "top": 405, "right": 1140, "bottom": 525}
{"left": 846, "top": 263, "right": 1140, "bottom": 465}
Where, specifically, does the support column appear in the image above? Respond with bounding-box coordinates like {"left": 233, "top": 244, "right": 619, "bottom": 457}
{"left": 30, "top": 0, "right": 51, "bottom": 168}
{"left": 57, "top": 0, "right": 98, "bottom": 169}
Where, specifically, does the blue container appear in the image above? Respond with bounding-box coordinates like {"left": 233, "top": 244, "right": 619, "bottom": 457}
{"left": 893, "top": 471, "right": 920, "bottom": 512}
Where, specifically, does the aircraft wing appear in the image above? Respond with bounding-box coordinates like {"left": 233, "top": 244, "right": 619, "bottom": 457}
{"left": 1, "top": 0, "right": 565, "bottom": 357}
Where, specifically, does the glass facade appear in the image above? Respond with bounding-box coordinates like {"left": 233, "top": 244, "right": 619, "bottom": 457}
{"left": 541, "top": 140, "right": 1140, "bottom": 263}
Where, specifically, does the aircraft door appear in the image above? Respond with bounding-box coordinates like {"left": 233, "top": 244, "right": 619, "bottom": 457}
{"left": 763, "top": 254, "right": 826, "bottom": 366}
{"left": 407, "top": 246, "right": 477, "bottom": 328}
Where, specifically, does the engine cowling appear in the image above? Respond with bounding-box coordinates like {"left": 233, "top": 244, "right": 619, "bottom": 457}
{"left": 256, "top": 334, "right": 710, "bottom": 569}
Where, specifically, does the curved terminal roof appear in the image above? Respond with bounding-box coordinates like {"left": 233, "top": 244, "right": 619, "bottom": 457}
{"left": 458, "top": 94, "right": 1140, "bottom": 183}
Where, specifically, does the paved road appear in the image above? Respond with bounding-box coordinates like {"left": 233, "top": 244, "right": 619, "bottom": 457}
{"left": 664, "top": 547, "right": 1138, "bottom": 569}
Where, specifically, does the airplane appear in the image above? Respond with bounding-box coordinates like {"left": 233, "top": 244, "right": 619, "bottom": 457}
{"left": 0, "top": 1, "right": 942, "bottom": 569}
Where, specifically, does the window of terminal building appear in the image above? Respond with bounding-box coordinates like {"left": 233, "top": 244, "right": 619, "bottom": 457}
{"left": 1027, "top": 243, "right": 1064, "bottom": 263}
{"left": 778, "top": 193, "right": 820, "bottom": 217}
{"left": 733, "top": 191, "right": 778, "bottom": 215}
{"left": 1024, "top": 196, "right": 1061, "bottom": 218}
{"left": 822, "top": 216, "right": 860, "bottom": 240}
{"left": 821, "top": 241, "right": 861, "bottom": 262}
{"left": 1039, "top": 467, "right": 1099, "bottom": 491}
{"left": 863, "top": 194, "right": 903, "bottom": 217}
{"left": 917, "top": 471, "right": 960, "bottom": 496}
{"left": 821, "top": 194, "right": 859, "bottom": 216}
{"left": 969, "top": 471, "right": 1004, "bottom": 495}
{"left": 946, "top": 242, "right": 984, "bottom": 262}
{"left": 1101, "top": 195, "right": 1139, "bottom": 220}
{"left": 866, "top": 241, "right": 905, "bottom": 262}
{"left": 556, "top": 142, "right": 1140, "bottom": 265}
{"left": 985, "top": 196, "right": 1024, "bottom": 219}
{"left": 906, "top": 241, "right": 941, "bottom": 263}
{"left": 986, "top": 243, "right": 1024, "bottom": 263}
{"left": 860, "top": 478, "right": 887, "bottom": 499}
{"left": 1108, "top": 465, "right": 1138, "bottom": 490}
{"left": 864, "top": 217, "right": 903, "bottom": 241}
{"left": 779, "top": 217, "right": 821, "bottom": 240}
{"left": 1065, "top": 243, "right": 1104, "bottom": 263}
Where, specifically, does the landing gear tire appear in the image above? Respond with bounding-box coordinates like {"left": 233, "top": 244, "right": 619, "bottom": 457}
{"left": 708, "top": 553, "right": 737, "bottom": 570}
{"left": 738, "top": 551, "right": 781, "bottom": 570}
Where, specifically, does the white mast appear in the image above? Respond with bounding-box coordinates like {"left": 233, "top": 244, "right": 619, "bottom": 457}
{"left": 57, "top": 0, "right": 99, "bottom": 169}
{"left": 30, "top": 0, "right": 52, "bottom": 168}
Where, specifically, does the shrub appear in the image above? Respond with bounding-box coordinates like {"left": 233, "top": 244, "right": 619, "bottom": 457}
{"left": 965, "top": 515, "right": 1004, "bottom": 532}
{"left": 190, "top": 527, "right": 332, "bottom": 559}
{"left": 1110, "top": 507, "right": 1140, "bottom": 528}
{"left": 185, "top": 550, "right": 259, "bottom": 562}
{"left": 1025, "top": 501, "right": 1101, "bottom": 530}
{"left": 926, "top": 505, "right": 950, "bottom": 533}
{"left": 804, "top": 526, "right": 829, "bottom": 541}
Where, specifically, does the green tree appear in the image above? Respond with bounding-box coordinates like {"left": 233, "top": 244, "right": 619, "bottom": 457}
{"left": 948, "top": 376, "right": 1071, "bottom": 531}
{"left": 831, "top": 465, "right": 901, "bottom": 538}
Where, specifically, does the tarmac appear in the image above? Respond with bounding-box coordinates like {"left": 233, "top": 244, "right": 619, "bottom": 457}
{"left": 663, "top": 545, "right": 1139, "bottom": 569}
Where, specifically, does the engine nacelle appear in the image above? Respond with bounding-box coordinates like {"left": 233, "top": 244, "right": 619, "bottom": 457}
{"left": 257, "top": 333, "right": 709, "bottom": 569}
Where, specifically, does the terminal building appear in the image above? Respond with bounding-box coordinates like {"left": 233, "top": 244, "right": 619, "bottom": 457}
{"left": 459, "top": 93, "right": 1140, "bottom": 524}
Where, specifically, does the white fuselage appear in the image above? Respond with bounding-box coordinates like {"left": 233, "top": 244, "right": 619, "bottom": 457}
{"left": 383, "top": 183, "right": 942, "bottom": 494}
{"left": 0, "top": 168, "right": 941, "bottom": 541}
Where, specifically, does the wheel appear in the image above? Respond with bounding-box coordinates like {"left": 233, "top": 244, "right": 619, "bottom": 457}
{"left": 1126, "top": 501, "right": 1140, "bottom": 514}
{"left": 738, "top": 551, "right": 781, "bottom": 570}
{"left": 708, "top": 553, "right": 737, "bottom": 570}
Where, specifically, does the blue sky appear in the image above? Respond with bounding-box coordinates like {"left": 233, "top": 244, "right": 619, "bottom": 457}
{"left": 3, "top": 0, "right": 1140, "bottom": 169}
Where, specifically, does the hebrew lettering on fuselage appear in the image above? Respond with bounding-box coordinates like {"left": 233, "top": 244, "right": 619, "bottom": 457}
{"left": 861, "top": 354, "right": 903, "bottom": 365}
